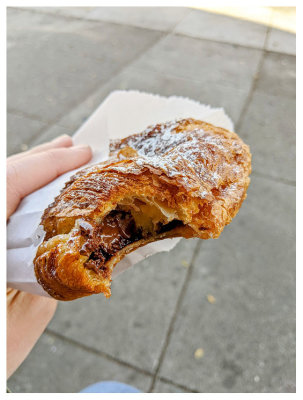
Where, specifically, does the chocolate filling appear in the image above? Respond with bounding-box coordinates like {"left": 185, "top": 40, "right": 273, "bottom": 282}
{"left": 157, "top": 219, "right": 184, "bottom": 233}
{"left": 80, "top": 209, "right": 183, "bottom": 274}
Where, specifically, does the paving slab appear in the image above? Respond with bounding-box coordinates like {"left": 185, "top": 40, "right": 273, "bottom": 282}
{"left": 7, "top": 8, "right": 163, "bottom": 123}
{"left": 7, "top": 112, "right": 48, "bottom": 156}
{"left": 159, "top": 176, "right": 295, "bottom": 392}
{"left": 266, "top": 28, "right": 296, "bottom": 56}
{"left": 239, "top": 92, "right": 295, "bottom": 182}
{"left": 174, "top": 9, "right": 268, "bottom": 49}
{"left": 255, "top": 52, "right": 295, "bottom": 98}
{"left": 7, "top": 332, "right": 151, "bottom": 393}
{"left": 48, "top": 238, "right": 198, "bottom": 372}
{"left": 131, "top": 34, "right": 262, "bottom": 94}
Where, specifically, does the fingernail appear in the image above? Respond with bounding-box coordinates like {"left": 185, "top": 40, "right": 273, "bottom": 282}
{"left": 73, "top": 144, "right": 91, "bottom": 150}
{"left": 52, "top": 134, "right": 71, "bottom": 143}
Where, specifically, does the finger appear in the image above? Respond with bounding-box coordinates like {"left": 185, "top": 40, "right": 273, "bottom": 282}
{"left": 7, "top": 135, "right": 73, "bottom": 163}
{"left": 7, "top": 145, "right": 92, "bottom": 218}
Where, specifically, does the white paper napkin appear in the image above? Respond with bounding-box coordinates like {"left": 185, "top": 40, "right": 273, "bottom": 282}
{"left": 7, "top": 90, "right": 234, "bottom": 297}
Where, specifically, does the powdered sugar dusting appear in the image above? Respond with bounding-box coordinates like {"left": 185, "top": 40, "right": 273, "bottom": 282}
{"left": 108, "top": 118, "right": 246, "bottom": 199}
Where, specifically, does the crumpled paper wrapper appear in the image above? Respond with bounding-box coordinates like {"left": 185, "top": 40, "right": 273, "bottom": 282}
{"left": 7, "top": 90, "right": 234, "bottom": 297}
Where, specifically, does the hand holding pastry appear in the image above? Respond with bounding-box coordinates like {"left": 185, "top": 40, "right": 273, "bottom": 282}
{"left": 7, "top": 136, "right": 92, "bottom": 378}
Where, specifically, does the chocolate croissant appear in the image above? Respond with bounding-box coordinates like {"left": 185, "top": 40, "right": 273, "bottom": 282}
{"left": 34, "top": 118, "right": 251, "bottom": 300}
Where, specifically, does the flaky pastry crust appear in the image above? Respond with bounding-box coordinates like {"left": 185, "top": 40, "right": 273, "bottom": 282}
{"left": 34, "top": 118, "right": 251, "bottom": 300}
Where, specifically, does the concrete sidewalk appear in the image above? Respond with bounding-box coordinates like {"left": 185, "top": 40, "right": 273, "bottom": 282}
{"left": 7, "top": 7, "right": 295, "bottom": 393}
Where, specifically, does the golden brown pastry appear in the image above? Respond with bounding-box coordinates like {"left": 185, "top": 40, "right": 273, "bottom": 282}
{"left": 34, "top": 118, "right": 251, "bottom": 300}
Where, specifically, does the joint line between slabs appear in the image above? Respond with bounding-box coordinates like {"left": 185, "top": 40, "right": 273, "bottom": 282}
{"left": 148, "top": 240, "right": 202, "bottom": 392}
{"left": 10, "top": 6, "right": 178, "bottom": 34}
{"left": 45, "top": 328, "right": 152, "bottom": 378}
{"left": 235, "top": 25, "right": 271, "bottom": 132}
{"left": 33, "top": 30, "right": 170, "bottom": 142}
{"left": 157, "top": 376, "right": 198, "bottom": 393}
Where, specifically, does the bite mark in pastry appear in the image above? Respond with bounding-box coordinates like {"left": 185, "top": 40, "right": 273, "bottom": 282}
{"left": 34, "top": 118, "right": 251, "bottom": 300}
